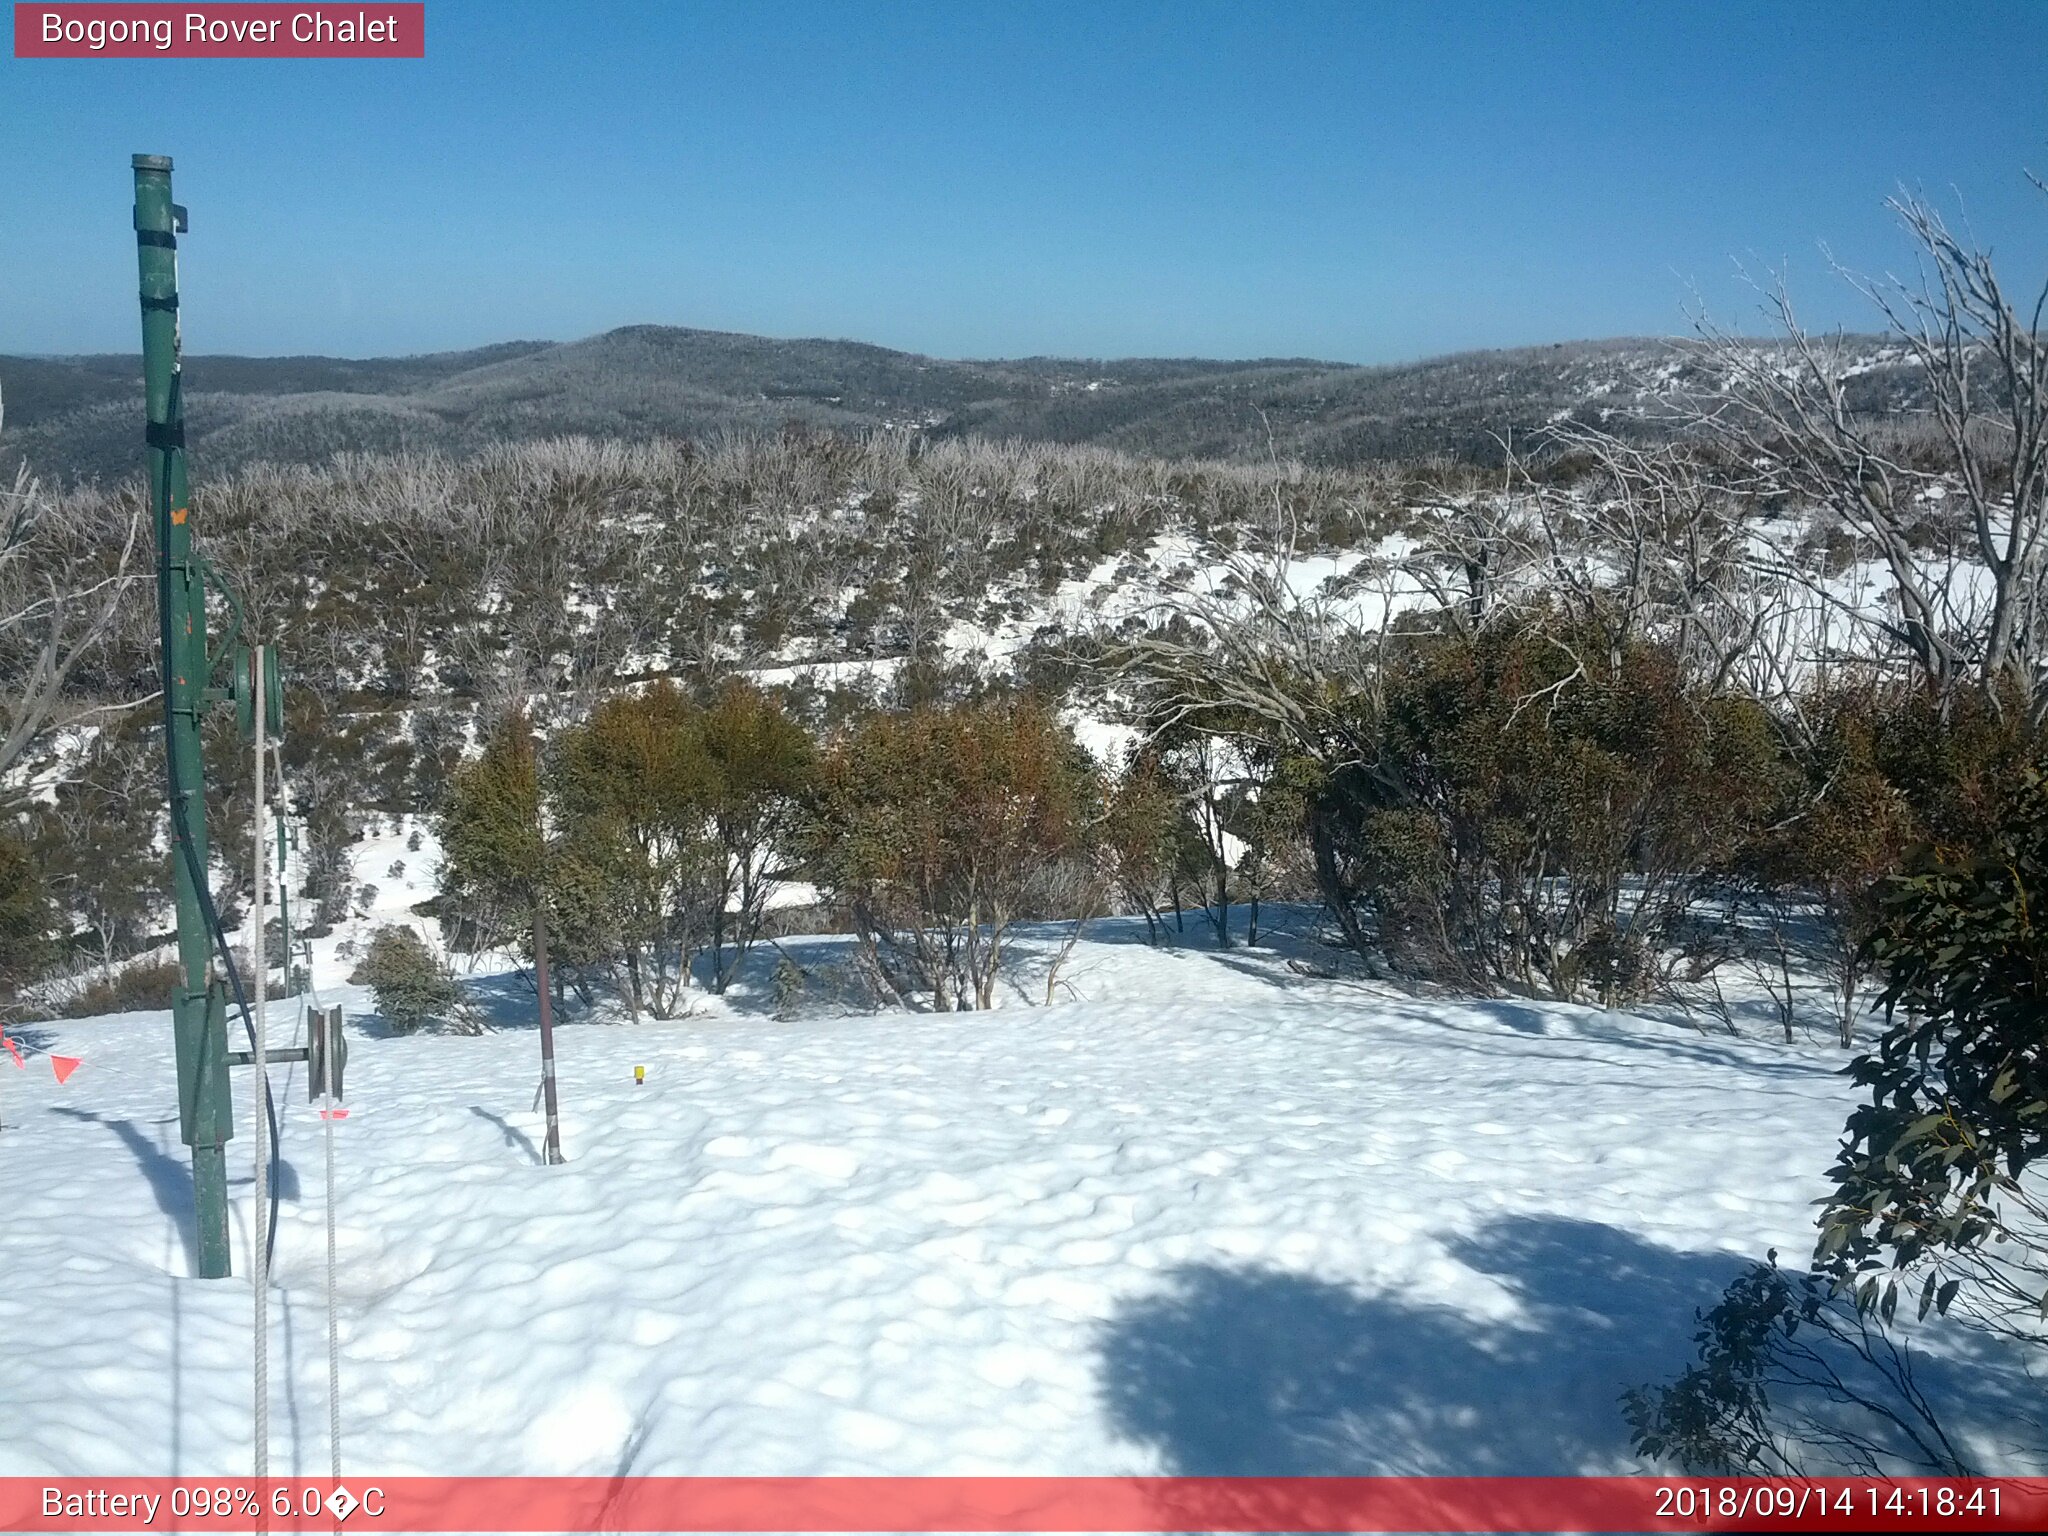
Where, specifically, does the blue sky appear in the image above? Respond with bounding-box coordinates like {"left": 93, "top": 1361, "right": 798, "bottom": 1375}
{"left": 3, "top": 0, "right": 2044, "bottom": 362}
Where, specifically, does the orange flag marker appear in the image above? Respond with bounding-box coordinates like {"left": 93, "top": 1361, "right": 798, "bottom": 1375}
{"left": 49, "top": 1055, "right": 81, "bottom": 1086}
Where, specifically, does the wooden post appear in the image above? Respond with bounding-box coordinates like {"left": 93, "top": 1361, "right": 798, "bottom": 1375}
{"left": 532, "top": 901, "right": 564, "bottom": 1165}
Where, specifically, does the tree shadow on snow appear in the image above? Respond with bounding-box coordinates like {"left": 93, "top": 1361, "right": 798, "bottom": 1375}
{"left": 448, "top": 934, "right": 881, "bottom": 1027}
{"left": 1370, "top": 1001, "right": 1841, "bottom": 1084}
{"left": 447, "top": 969, "right": 549, "bottom": 1031}
{"left": 1064, "top": 906, "right": 1330, "bottom": 956}
{"left": 727, "top": 934, "right": 893, "bottom": 1018}
{"left": 470, "top": 1103, "right": 542, "bottom": 1165}
{"left": 1097, "top": 1213, "right": 2036, "bottom": 1477}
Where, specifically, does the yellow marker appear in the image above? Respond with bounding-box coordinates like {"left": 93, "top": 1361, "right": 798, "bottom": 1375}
{"left": 634, "top": 1064, "right": 646, "bottom": 1086}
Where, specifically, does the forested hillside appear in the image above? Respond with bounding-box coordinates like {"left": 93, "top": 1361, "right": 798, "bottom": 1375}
{"left": 1, "top": 326, "right": 1923, "bottom": 484}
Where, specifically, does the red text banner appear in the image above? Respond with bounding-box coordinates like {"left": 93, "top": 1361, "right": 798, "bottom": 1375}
{"left": 13, "top": 5, "right": 424, "bottom": 58}
{"left": 1, "top": 1476, "right": 2043, "bottom": 1533}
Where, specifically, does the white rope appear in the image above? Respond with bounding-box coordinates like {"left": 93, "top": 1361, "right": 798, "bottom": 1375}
{"left": 275, "top": 742, "right": 341, "bottom": 1478}
{"left": 261, "top": 730, "right": 344, "bottom": 1481}
{"left": 250, "top": 645, "right": 270, "bottom": 1484}
{"left": 324, "top": 1087, "right": 341, "bottom": 1480}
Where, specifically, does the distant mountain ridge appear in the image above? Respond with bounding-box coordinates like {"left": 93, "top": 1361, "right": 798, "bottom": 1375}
{"left": 0, "top": 324, "right": 1909, "bottom": 483}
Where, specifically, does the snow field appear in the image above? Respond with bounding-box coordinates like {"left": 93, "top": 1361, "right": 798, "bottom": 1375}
{"left": 1, "top": 914, "right": 1897, "bottom": 1479}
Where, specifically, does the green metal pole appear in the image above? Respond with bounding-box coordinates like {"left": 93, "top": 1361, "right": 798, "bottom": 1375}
{"left": 135, "top": 154, "right": 234, "bottom": 1279}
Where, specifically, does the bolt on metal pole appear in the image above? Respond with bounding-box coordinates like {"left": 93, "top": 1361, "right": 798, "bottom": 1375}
{"left": 135, "top": 153, "right": 235, "bottom": 1279}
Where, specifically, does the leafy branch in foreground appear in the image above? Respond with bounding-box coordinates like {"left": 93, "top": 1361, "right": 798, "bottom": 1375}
{"left": 1818, "top": 767, "right": 2048, "bottom": 1339}
{"left": 1623, "top": 1252, "right": 1975, "bottom": 1477}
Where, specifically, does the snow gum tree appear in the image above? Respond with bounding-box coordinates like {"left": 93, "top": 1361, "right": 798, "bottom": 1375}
{"left": 0, "top": 393, "right": 142, "bottom": 796}
{"left": 697, "top": 681, "right": 814, "bottom": 993}
{"left": 806, "top": 697, "right": 1098, "bottom": 1010}
{"left": 1098, "top": 748, "right": 1183, "bottom": 944}
{"left": 437, "top": 707, "right": 550, "bottom": 957}
{"left": 1743, "top": 695, "right": 1917, "bottom": 1046}
{"left": 355, "top": 924, "right": 461, "bottom": 1033}
{"left": 1320, "top": 622, "right": 1787, "bottom": 1002}
{"left": 0, "top": 832, "right": 51, "bottom": 1008}
{"left": 1684, "top": 186, "right": 2048, "bottom": 725}
{"left": 542, "top": 680, "right": 813, "bottom": 1014}
{"left": 546, "top": 682, "right": 719, "bottom": 1019}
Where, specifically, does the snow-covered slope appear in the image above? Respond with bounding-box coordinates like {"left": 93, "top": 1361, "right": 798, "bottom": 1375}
{"left": 5, "top": 911, "right": 2032, "bottom": 1479}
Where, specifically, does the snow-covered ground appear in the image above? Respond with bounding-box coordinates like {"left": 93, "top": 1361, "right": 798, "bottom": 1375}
{"left": 6, "top": 896, "right": 2038, "bottom": 1481}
